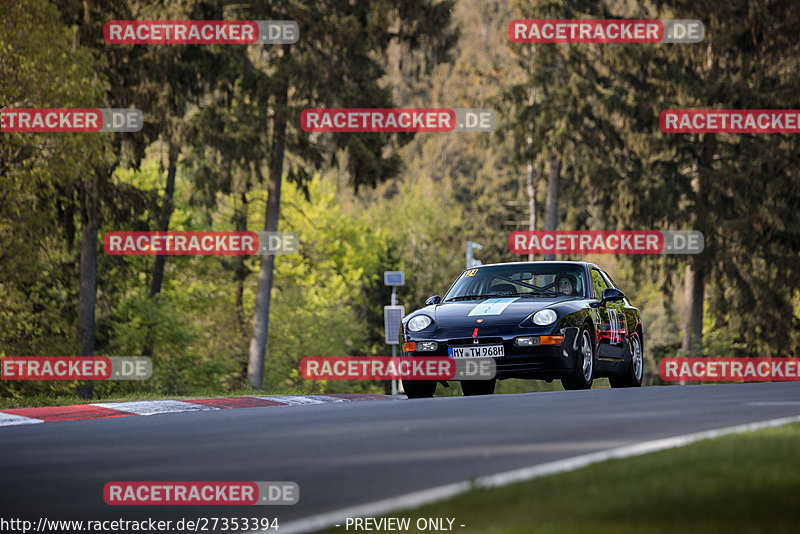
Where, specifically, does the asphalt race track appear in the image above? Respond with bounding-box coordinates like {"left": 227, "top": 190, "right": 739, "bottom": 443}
{"left": 2, "top": 383, "right": 799, "bottom": 530}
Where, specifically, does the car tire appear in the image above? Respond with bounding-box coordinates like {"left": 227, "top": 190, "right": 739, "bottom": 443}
{"left": 562, "top": 324, "right": 595, "bottom": 390}
{"left": 461, "top": 379, "right": 496, "bottom": 396}
{"left": 403, "top": 379, "right": 437, "bottom": 399}
{"left": 610, "top": 330, "right": 644, "bottom": 388}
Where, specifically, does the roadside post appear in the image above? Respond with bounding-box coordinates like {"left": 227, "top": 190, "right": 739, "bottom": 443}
{"left": 383, "top": 271, "right": 405, "bottom": 396}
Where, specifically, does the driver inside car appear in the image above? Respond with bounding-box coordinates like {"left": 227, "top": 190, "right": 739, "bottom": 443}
{"left": 555, "top": 274, "right": 578, "bottom": 296}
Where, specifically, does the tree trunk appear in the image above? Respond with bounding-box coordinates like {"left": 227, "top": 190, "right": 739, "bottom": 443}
{"left": 77, "top": 169, "right": 98, "bottom": 398}
{"left": 681, "top": 163, "right": 713, "bottom": 356}
{"left": 526, "top": 162, "right": 536, "bottom": 261}
{"left": 234, "top": 188, "right": 250, "bottom": 383}
{"left": 681, "top": 257, "right": 705, "bottom": 356}
{"left": 234, "top": 188, "right": 249, "bottom": 334}
{"left": 542, "top": 151, "right": 561, "bottom": 260}
{"left": 142, "top": 142, "right": 178, "bottom": 357}
{"left": 681, "top": 161, "right": 706, "bottom": 358}
{"left": 247, "top": 48, "right": 290, "bottom": 388}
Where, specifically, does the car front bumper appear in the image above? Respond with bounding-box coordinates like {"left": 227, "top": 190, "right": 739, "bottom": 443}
{"left": 403, "top": 326, "right": 582, "bottom": 380}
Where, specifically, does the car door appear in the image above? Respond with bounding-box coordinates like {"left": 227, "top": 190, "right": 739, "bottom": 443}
{"left": 597, "top": 269, "right": 627, "bottom": 360}
{"left": 589, "top": 268, "right": 613, "bottom": 359}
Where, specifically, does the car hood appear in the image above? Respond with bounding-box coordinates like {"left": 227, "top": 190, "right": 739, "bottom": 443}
{"left": 424, "top": 296, "right": 578, "bottom": 327}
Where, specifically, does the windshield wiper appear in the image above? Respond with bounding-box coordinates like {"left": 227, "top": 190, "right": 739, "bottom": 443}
{"left": 515, "top": 291, "right": 560, "bottom": 297}
{"left": 446, "top": 290, "right": 563, "bottom": 302}
{"left": 445, "top": 294, "right": 499, "bottom": 302}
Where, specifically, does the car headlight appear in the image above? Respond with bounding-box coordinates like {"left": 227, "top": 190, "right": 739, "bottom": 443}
{"left": 532, "top": 309, "right": 558, "bottom": 326}
{"left": 407, "top": 315, "right": 433, "bottom": 331}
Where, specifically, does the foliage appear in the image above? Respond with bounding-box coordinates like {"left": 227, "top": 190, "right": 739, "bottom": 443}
{"left": 0, "top": 0, "right": 110, "bottom": 361}
{"left": 2, "top": 0, "right": 799, "bottom": 402}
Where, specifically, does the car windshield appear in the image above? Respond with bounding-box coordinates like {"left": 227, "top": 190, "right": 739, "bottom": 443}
{"left": 443, "top": 264, "right": 586, "bottom": 302}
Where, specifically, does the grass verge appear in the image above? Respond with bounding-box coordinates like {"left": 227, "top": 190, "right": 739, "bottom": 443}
{"left": 319, "top": 422, "right": 800, "bottom": 534}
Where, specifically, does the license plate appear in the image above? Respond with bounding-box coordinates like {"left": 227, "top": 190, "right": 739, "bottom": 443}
{"left": 448, "top": 345, "right": 505, "bottom": 358}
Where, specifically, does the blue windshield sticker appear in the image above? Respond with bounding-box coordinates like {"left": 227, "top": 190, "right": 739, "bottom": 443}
{"left": 468, "top": 297, "right": 520, "bottom": 316}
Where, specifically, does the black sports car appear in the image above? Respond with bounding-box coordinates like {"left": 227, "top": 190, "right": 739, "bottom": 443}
{"left": 400, "top": 261, "right": 644, "bottom": 397}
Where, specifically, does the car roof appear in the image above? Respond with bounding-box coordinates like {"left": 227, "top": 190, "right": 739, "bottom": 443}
{"left": 469, "top": 260, "right": 599, "bottom": 270}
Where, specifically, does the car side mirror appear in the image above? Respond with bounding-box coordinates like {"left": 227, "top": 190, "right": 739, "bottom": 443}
{"left": 425, "top": 295, "right": 442, "bottom": 306}
{"left": 601, "top": 288, "right": 625, "bottom": 304}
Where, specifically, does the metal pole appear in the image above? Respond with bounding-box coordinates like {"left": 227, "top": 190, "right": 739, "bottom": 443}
{"left": 527, "top": 162, "right": 536, "bottom": 262}
{"left": 391, "top": 344, "right": 397, "bottom": 395}
{"left": 391, "top": 287, "right": 398, "bottom": 396}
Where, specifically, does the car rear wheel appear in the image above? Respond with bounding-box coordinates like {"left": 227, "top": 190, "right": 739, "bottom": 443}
{"left": 461, "top": 379, "right": 496, "bottom": 396}
{"left": 562, "top": 325, "right": 595, "bottom": 390}
{"left": 610, "top": 331, "right": 643, "bottom": 388}
{"left": 403, "top": 379, "right": 437, "bottom": 399}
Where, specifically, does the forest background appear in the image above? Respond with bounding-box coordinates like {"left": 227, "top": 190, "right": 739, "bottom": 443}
{"left": 2, "top": 0, "right": 798, "bottom": 401}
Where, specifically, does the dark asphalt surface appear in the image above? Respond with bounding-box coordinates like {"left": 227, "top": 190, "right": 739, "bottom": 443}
{"left": 2, "top": 383, "right": 800, "bottom": 529}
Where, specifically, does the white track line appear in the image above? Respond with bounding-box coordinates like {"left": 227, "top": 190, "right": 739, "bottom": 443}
{"left": 264, "top": 414, "right": 800, "bottom": 534}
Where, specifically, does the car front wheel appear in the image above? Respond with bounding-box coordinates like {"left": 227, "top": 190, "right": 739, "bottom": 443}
{"left": 610, "top": 331, "right": 644, "bottom": 388}
{"left": 403, "top": 379, "right": 436, "bottom": 398}
{"left": 562, "top": 325, "right": 595, "bottom": 390}
{"left": 461, "top": 379, "right": 496, "bottom": 396}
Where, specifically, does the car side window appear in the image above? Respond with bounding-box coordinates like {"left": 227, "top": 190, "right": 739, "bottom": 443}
{"left": 591, "top": 269, "right": 609, "bottom": 299}
{"left": 600, "top": 269, "right": 629, "bottom": 306}
{"left": 599, "top": 270, "right": 617, "bottom": 290}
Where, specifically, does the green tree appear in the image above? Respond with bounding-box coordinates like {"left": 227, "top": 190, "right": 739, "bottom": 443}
{"left": 598, "top": 0, "right": 800, "bottom": 357}
{"left": 242, "top": 0, "right": 457, "bottom": 388}
{"left": 52, "top": 0, "right": 224, "bottom": 393}
{"left": 0, "top": 0, "right": 112, "bottom": 399}
{"left": 0, "top": 0, "right": 108, "bottom": 356}
{"left": 502, "top": 0, "right": 800, "bottom": 358}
